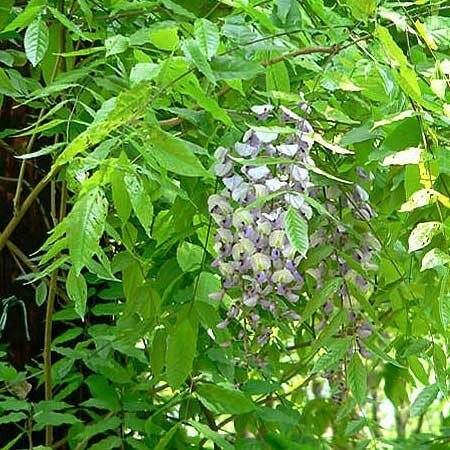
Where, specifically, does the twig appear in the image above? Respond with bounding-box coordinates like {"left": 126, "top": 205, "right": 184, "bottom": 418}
{"left": 0, "top": 171, "right": 54, "bottom": 252}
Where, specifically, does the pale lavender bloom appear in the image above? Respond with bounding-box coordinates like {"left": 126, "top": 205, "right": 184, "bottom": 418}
{"left": 250, "top": 253, "right": 271, "bottom": 272}
{"left": 357, "top": 322, "right": 373, "bottom": 339}
{"left": 277, "top": 144, "right": 298, "bottom": 157}
{"left": 291, "top": 166, "right": 309, "bottom": 183}
{"left": 358, "top": 342, "right": 372, "bottom": 359}
{"left": 280, "top": 105, "right": 303, "bottom": 122}
{"left": 297, "top": 118, "right": 314, "bottom": 133}
{"left": 223, "top": 174, "right": 244, "bottom": 191}
{"left": 247, "top": 165, "right": 270, "bottom": 180}
{"left": 285, "top": 310, "right": 301, "bottom": 320}
{"left": 227, "top": 304, "right": 240, "bottom": 318}
{"left": 255, "top": 130, "right": 278, "bottom": 143}
{"left": 296, "top": 102, "right": 312, "bottom": 114}
{"left": 286, "top": 291, "right": 300, "bottom": 303}
{"left": 356, "top": 167, "right": 368, "bottom": 180}
{"left": 285, "top": 193, "right": 304, "bottom": 209}
{"left": 324, "top": 300, "right": 334, "bottom": 314}
{"left": 256, "top": 272, "right": 268, "bottom": 284}
{"left": 209, "top": 291, "right": 224, "bottom": 302}
{"left": 271, "top": 248, "right": 281, "bottom": 259}
{"left": 217, "top": 319, "right": 229, "bottom": 329}
{"left": 316, "top": 318, "right": 327, "bottom": 331}
{"left": 266, "top": 177, "right": 286, "bottom": 192}
{"left": 214, "top": 160, "right": 233, "bottom": 177}
{"left": 208, "top": 102, "right": 324, "bottom": 348}
{"left": 254, "top": 183, "right": 269, "bottom": 198}
{"left": 208, "top": 194, "right": 232, "bottom": 214}
{"left": 354, "top": 184, "right": 369, "bottom": 203}
{"left": 231, "top": 182, "right": 251, "bottom": 202}
{"left": 214, "top": 146, "right": 230, "bottom": 162}
{"left": 235, "top": 142, "right": 254, "bottom": 156}
{"left": 251, "top": 104, "right": 274, "bottom": 120}
{"left": 243, "top": 294, "right": 258, "bottom": 307}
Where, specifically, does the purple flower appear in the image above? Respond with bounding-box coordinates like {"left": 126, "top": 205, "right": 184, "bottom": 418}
{"left": 324, "top": 300, "right": 334, "bottom": 314}
{"left": 217, "top": 319, "right": 229, "bottom": 329}
{"left": 251, "top": 104, "right": 274, "bottom": 120}
{"left": 357, "top": 322, "right": 373, "bottom": 339}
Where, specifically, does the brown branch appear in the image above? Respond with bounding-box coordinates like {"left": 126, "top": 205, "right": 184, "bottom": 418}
{"left": 158, "top": 45, "right": 336, "bottom": 129}
{"left": 261, "top": 45, "right": 337, "bottom": 66}
{"left": 0, "top": 172, "right": 54, "bottom": 253}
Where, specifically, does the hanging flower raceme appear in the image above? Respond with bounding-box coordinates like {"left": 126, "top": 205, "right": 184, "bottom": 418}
{"left": 208, "top": 103, "right": 316, "bottom": 348}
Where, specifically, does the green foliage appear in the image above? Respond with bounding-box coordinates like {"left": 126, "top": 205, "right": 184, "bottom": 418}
{"left": 0, "top": 0, "right": 449, "bottom": 448}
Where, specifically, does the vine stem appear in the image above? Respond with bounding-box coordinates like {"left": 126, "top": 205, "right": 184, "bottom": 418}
{"left": 0, "top": 171, "right": 54, "bottom": 252}
{"left": 44, "top": 271, "right": 58, "bottom": 445}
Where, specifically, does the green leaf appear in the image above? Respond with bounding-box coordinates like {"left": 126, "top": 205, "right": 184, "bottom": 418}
{"left": 34, "top": 411, "right": 79, "bottom": 427}
{"left": 407, "top": 356, "right": 428, "bottom": 385}
{"left": 421, "top": 248, "right": 450, "bottom": 271}
{"left": 195, "top": 272, "right": 221, "bottom": 304}
{"left": 157, "top": 57, "right": 232, "bottom": 126}
{"left": 302, "top": 278, "right": 343, "bottom": 323}
{"left": 267, "top": 61, "right": 290, "bottom": 94}
{"left": 89, "top": 436, "right": 122, "bottom": 450}
{"left": 376, "top": 25, "right": 421, "bottom": 99}
{"left": 124, "top": 171, "right": 153, "bottom": 235}
{"left": 409, "top": 384, "right": 439, "bottom": 417}
{"left": 4, "top": 0, "right": 44, "bottom": 32}
{"left": 66, "top": 266, "right": 88, "bottom": 318}
{"left": 439, "top": 270, "right": 450, "bottom": 329}
{"left": 154, "top": 423, "right": 180, "bottom": 450}
{"left": 177, "top": 241, "right": 203, "bottom": 272}
{"left": 182, "top": 39, "right": 215, "bottom": 84}
{"left": 66, "top": 187, "right": 108, "bottom": 275}
{"left": 194, "top": 19, "right": 219, "bottom": 59}
{"left": 56, "top": 83, "right": 154, "bottom": 166}
{"left": 310, "top": 310, "right": 347, "bottom": 355}
{"left": 105, "top": 34, "right": 129, "bottom": 56}
{"left": 0, "top": 0, "right": 14, "bottom": 31}
{"left": 424, "top": 16, "right": 450, "bottom": 49}
{"left": 24, "top": 18, "right": 49, "bottom": 67}
{"left": 285, "top": 207, "right": 308, "bottom": 258}
{"left": 149, "top": 25, "right": 179, "bottom": 51}
{"left": 196, "top": 383, "right": 256, "bottom": 415}
{"left": 433, "top": 345, "right": 447, "bottom": 395}
{"left": 312, "top": 338, "right": 352, "bottom": 374}
{"left": 85, "top": 374, "right": 121, "bottom": 413}
{"left": 381, "top": 147, "right": 422, "bottom": 166}
{"left": 211, "top": 56, "right": 263, "bottom": 80}
{"left": 0, "top": 412, "right": 27, "bottom": 424}
{"left": 111, "top": 167, "right": 132, "bottom": 224}
{"left": 147, "top": 127, "right": 211, "bottom": 177}
{"left": 408, "top": 221, "right": 442, "bottom": 253}
{"left": 348, "top": 353, "right": 367, "bottom": 404}
{"left": 130, "top": 63, "right": 160, "bottom": 85}
{"left": 35, "top": 280, "right": 47, "bottom": 306}
{"left": 346, "top": 0, "right": 376, "bottom": 21}
{"left": 47, "top": 6, "right": 89, "bottom": 40}
{"left": 166, "top": 317, "right": 197, "bottom": 388}
{"left": 187, "top": 420, "right": 234, "bottom": 450}
{"left": 76, "top": 416, "right": 121, "bottom": 441}
{"left": 151, "top": 327, "right": 167, "bottom": 379}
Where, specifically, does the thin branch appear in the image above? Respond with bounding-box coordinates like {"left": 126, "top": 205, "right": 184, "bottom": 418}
{"left": 0, "top": 171, "right": 54, "bottom": 253}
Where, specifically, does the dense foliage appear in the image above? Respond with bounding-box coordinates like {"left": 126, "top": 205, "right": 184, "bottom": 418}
{"left": 0, "top": 0, "right": 450, "bottom": 449}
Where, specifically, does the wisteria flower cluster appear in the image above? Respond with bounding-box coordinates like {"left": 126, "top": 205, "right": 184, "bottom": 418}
{"left": 310, "top": 178, "right": 379, "bottom": 359}
{"left": 208, "top": 103, "right": 316, "bottom": 349}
